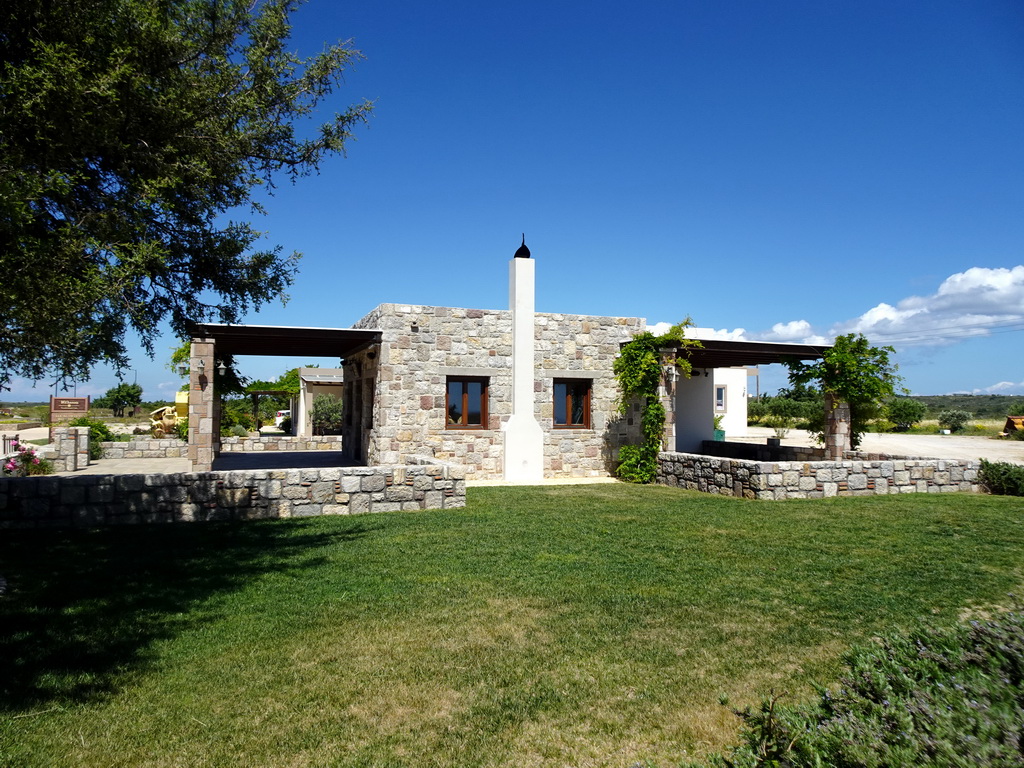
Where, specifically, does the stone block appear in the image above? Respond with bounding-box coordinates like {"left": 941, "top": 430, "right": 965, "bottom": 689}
{"left": 310, "top": 482, "right": 334, "bottom": 503}
{"left": 848, "top": 474, "right": 868, "bottom": 490}
{"left": 362, "top": 475, "right": 386, "bottom": 492}
{"left": 283, "top": 485, "right": 309, "bottom": 501}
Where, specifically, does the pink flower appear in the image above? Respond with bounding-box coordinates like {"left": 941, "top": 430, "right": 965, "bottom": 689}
{"left": 32, "top": 457, "right": 40, "bottom": 464}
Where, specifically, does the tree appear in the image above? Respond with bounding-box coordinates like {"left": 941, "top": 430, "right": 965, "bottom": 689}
{"left": 938, "top": 409, "right": 972, "bottom": 433}
{"left": 0, "top": 0, "right": 372, "bottom": 389}
{"left": 786, "top": 333, "right": 901, "bottom": 450}
{"left": 886, "top": 397, "right": 926, "bottom": 432}
{"left": 310, "top": 392, "right": 343, "bottom": 436}
{"left": 94, "top": 382, "right": 144, "bottom": 416}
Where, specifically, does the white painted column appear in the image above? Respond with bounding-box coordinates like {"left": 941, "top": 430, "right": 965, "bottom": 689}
{"left": 674, "top": 372, "right": 716, "bottom": 453}
{"left": 502, "top": 257, "right": 544, "bottom": 482}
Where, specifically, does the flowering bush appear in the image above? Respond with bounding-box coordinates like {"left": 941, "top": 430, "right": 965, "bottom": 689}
{"left": 3, "top": 440, "right": 53, "bottom": 477}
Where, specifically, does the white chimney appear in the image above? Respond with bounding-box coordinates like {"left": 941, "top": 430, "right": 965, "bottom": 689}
{"left": 501, "top": 236, "right": 544, "bottom": 483}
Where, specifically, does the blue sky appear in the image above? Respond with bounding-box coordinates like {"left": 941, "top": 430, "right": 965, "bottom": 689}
{"left": 11, "top": 0, "right": 1024, "bottom": 402}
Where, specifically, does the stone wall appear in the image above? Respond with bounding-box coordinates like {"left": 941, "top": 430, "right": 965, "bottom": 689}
{"left": 349, "top": 303, "right": 644, "bottom": 480}
{"left": 0, "top": 462, "right": 464, "bottom": 529}
{"left": 657, "top": 451, "right": 981, "bottom": 499}
{"left": 219, "top": 436, "right": 344, "bottom": 453}
{"left": 100, "top": 438, "right": 187, "bottom": 459}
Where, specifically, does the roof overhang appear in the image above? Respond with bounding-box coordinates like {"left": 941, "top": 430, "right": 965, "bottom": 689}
{"left": 662, "top": 338, "right": 831, "bottom": 369}
{"left": 185, "top": 323, "right": 381, "bottom": 359}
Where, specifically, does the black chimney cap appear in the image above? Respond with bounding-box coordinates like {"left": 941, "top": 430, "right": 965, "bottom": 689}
{"left": 514, "top": 234, "right": 531, "bottom": 259}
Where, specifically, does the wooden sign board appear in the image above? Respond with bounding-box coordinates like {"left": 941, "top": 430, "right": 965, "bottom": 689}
{"left": 50, "top": 396, "right": 90, "bottom": 423}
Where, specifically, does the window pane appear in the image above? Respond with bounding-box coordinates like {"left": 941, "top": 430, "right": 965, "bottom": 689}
{"left": 553, "top": 382, "right": 567, "bottom": 425}
{"left": 570, "top": 385, "right": 586, "bottom": 425}
{"left": 447, "top": 381, "right": 463, "bottom": 424}
{"left": 466, "top": 381, "right": 482, "bottom": 425}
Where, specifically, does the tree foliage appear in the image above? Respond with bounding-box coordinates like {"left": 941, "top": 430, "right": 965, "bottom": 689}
{"left": 0, "top": 0, "right": 372, "bottom": 388}
{"left": 785, "top": 333, "right": 901, "bottom": 449}
{"left": 310, "top": 392, "right": 343, "bottom": 436}
{"left": 92, "top": 382, "right": 143, "bottom": 416}
{"left": 886, "top": 397, "right": 926, "bottom": 431}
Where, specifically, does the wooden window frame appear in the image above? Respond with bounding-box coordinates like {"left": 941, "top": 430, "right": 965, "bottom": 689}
{"left": 446, "top": 376, "right": 488, "bottom": 429}
{"left": 553, "top": 378, "right": 592, "bottom": 429}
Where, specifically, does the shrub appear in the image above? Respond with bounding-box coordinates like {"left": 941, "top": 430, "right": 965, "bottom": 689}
{"left": 2, "top": 440, "right": 52, "bottom": 476}
{"left": 886, "top": 397, "right": 926, "bottom": 431}
{"left": 699, "top": 609, "right": 1024, "bottom": 767}
{"left": 68, "top": 416, "right": 113, "bottom": 460}
{"left": 978, "top": 459, "right": 1024, "bottom": 497}
{"left": 229, "top": 425, "right": 248, "bottom": 438}
{"left": 938, "top": 408, "right": 972, "bottom": 432}
{"left": 279, "top": 416, "right": 292, "bottom": 434}
{"left": 311, "top": 393, "right": 344, "bottom": 436}
{"left": 174, "top": 419, "right": 189, "bottom": 442}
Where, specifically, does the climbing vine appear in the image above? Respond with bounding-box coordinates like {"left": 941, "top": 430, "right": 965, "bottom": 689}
{"left": 613, "top": 319, "right": 701, "bottom": 483}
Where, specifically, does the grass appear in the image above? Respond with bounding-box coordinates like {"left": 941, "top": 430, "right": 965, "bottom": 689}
{"left": 2, "top": 485, "right": 1023, "bottom": 767}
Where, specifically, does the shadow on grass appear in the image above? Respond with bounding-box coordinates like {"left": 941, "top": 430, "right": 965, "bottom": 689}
{"left": 0, "top": 518, "right": 375, "bottom": 711}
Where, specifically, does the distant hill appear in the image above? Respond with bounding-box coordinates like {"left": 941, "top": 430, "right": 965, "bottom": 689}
{"left": 908, "top": 394, "right": 1024, "bottom": 419}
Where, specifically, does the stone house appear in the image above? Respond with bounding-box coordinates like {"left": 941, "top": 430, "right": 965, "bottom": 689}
{"left": 340, "top": 301, "right": 645, "bottom": 481}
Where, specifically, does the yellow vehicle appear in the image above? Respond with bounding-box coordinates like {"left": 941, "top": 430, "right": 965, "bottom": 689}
{"left": 150, "top": 392, "right": 190, "bottom": 438}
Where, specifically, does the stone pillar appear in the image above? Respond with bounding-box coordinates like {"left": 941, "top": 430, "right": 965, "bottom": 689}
{"left": 824, "top": 393, "right": 851, "bottom": 460}
{"left": 659, "top": 350, "right": 676, "bottom": 451}
{"left": 50, "top": 426, "right": 90, "bottom": 471}
{"left": 188, "top": 338, "right": 216, "bottom": 471}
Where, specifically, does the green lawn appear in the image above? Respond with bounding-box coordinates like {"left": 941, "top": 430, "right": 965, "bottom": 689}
{"left": 2, "top": 485, "right": 1022, "bottom": 767}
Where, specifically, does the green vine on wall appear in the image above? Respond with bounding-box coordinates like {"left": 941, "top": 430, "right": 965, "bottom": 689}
{"left": 613, "top": 319, "right": 701, "bottom": 483}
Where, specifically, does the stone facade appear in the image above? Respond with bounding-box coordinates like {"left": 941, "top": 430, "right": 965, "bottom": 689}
{"left": 0, "top": 461, "right": 464, "bottom": 529}
{"left": 345, "top": 304, "right": 644, "bottom": 480}
{"left": 219, "top": 436, "right": 344, "bottom": 453}
{"left": 657, "top": 451, "right": 981, "bottom": 499}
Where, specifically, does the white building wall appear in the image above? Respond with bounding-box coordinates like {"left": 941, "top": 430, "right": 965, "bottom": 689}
{"left": 713, "top": 368, "right": 748, "bottom": 437}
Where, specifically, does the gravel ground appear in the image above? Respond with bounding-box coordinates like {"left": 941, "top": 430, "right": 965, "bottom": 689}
{"left": 741, "top": 426, "right": 1024, "bottom": 464}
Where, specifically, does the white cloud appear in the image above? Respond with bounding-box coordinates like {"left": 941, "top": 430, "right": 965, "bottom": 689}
{"left": 687, "top": 326, "right": 750, "bottom": 341}
{"left": 830, "top": 266, "right": 1024, "bottom": 347}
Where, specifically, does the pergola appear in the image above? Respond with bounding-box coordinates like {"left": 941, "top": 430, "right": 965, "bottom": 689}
{"left": 184, "top": 323, "right": 382, "bottom": 470}
{"left": 656, "top": 336, "right": 832, "bottom": 454}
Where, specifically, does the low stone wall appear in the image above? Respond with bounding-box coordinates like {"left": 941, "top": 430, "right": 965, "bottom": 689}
{"left": 0, "top": 462, "right": 465, "bottom": 529}
{"left": 100, "top": 438, "right": 186, "bottom": 459}
{"left": 219, "top": 435, "right": 344, "bottom": 452}
{"left": 657, "top": 451, "right": 981, "bottom": 500}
